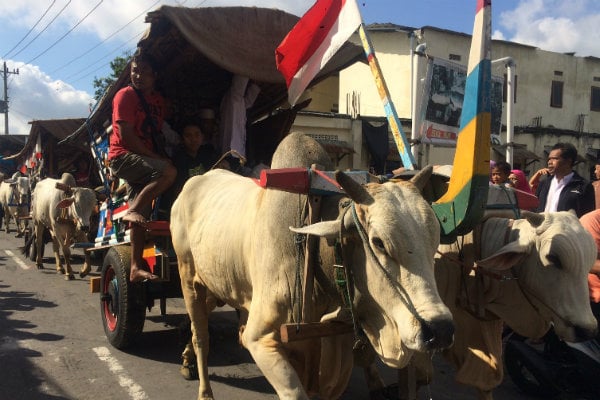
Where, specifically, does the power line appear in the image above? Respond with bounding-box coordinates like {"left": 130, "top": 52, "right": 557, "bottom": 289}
{"left": 2, "top": 0, "right": 57, "bottom": 59}
{"left": 48, "top": 0, "right": 160, "bottom": 76}
{"left": 10, "top": 0, "right": 72, "bottom": 60}
{"left": 63, "top": 30, "right": 143, "bottom": 84}
{"left": 22, "top": 0, "right": 104, "bottom": 67}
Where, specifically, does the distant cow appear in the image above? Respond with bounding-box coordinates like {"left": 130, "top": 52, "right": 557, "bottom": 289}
{"left": 0, "top": 176, "right": 30, "bottom": 237}
{"left": 28, "top": 173, "right": 97, "bottom": 280}
{"left": 171, "top": 133, "right": 454, "bottom": 400}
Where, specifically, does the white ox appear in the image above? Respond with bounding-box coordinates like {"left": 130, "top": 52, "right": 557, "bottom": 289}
{"left": 171, "top": 133, "right": 455, "bottom": 400}
{"left": 399, "top": 210, "right": 598, "bottom": 400}
{"left": 29, "top": 174, "right": 97, "bottom": 280}
{"left": 0, "top": 176, "right": 30, "bottom": 236}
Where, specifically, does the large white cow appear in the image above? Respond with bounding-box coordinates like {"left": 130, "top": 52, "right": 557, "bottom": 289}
{"left": 0, "top": 176, "right": 30, "bottom": 236}
{"left": 398, "top": 210, "right": 598, "bottom": 400}
{"left": 29, "top": 173, "right": 97, "bottom": 280}
{"left": 171, "top": 133, "right": 455, "bottom": 400}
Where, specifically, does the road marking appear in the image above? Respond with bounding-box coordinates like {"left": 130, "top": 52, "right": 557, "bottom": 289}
{"left": 5, "top": 249, "right": 31, "bottom": 270}
{"left": 93, "top": 346, "right": 149, "bottom": 400}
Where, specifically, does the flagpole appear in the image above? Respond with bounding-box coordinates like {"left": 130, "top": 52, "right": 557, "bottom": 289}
{"left": 358, "top": 23, "right": 417, "bottom": 170}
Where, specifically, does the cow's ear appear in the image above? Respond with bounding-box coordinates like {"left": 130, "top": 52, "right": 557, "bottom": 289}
{"left": 289, "top": 220, "right": 339, "bottom": 238}
{"left": 476, "top": 240, "right": 531, "bottom": 270}
{"left": 409, "top": 165, "right": 433, "bottom": 192}
{"left": 56, "top": 198, "right": 75, "bottom": 209}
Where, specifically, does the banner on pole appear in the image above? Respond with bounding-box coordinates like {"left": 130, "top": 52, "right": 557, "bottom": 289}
{"left": 417, "top": 57, "right": 503, "bottom": 147}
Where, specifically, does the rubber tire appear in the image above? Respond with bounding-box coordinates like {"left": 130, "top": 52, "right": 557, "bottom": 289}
{"left": 504, "top": 338, "right": 560, "bottom": 398}
{"left": 100, "top": 246, "right": 146, "bottom": 349}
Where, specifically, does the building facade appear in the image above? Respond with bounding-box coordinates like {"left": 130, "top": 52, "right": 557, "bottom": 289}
{"left": 295, "top": 24, "right": 600, "bottom": 179}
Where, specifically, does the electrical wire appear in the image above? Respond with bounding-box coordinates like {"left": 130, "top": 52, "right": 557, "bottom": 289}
{"left": 10, "top": 0, "right": 72, "bottom": 60}
{"left": 2, "top": 0, "right": 57, "bottom": 59}
{"left": 62, "top": 30, "right": 143, "bottom": 84}
{"left": 48, "top": 0, "right": 160, "bottom": 75}
{"left": 22, "top": 0, "right": 105, "bottom": 67}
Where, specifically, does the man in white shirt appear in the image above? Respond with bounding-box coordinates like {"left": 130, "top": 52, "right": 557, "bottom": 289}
{"left": 534, "top": 142, "right": 594, "bottom": 216}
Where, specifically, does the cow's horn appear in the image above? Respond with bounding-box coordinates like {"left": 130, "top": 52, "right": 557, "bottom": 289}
{"left": 522, "top": 211, "right": 545, "bottom": 227}
{"left": 335, "top": 170, "right": 373, "bottom": 205}
{"left": 410, "top": 165, "right": 433, "bottom": 192}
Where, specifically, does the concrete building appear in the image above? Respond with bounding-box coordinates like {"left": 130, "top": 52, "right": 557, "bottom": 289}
{"left": 294, "top": 23, "right": 600, "bottom": 180}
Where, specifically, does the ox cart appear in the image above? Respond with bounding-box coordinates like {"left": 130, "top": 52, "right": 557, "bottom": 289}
{"left": 79, "top": 3, "right": 495, "bottom": 369}
{"left": 73, "top": 5, "right": 364, "bottom": 349}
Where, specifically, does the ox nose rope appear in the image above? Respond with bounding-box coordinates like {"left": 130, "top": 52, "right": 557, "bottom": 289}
{"left": 350, "top": 202, "right": 420, "bottom": 319}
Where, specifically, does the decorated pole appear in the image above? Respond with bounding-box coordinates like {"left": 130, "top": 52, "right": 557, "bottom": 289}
{"left": 358, "top": 24, "right": 416, "bottom": 170}
{"left": 432, "top": 0, "right": 492, "bottom": 241}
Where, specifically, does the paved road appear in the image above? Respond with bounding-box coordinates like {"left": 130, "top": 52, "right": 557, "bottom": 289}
{"left": 0, "top": 227, "right": 536, "bottom": 399}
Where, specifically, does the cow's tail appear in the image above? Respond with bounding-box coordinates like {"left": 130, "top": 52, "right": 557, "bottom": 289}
{"left": 20, "top": 231, "right": 34, "bottom": 256}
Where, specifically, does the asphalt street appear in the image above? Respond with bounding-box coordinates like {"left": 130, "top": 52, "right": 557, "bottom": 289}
{"left": 0, "top": 226, "right": 537, "bottom": 400}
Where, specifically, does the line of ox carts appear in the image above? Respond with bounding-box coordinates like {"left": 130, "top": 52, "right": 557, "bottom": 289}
{"left": 0, "top": 139, "right": 597, "bottom": 400}
{"left": 2, "top": 3, "right": 599, "bottom": 400}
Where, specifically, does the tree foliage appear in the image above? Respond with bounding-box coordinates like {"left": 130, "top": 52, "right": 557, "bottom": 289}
{"left": 92, "top": 52, "right": 131, "bottom": 101}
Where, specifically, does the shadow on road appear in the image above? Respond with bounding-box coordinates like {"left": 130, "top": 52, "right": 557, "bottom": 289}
{"left": 0, "top": 280, "right": 72, "bottom": 400}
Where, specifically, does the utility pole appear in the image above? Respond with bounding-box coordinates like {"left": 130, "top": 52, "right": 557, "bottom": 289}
{"left": 1, "top": 61, "right": 20, "bottom": 135}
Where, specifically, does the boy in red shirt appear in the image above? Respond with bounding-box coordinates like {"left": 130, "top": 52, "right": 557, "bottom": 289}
{"left": 108, "top": 51, "right": 176, "bottom": 282}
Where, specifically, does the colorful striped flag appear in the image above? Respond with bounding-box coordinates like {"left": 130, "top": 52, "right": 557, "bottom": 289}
{"left": 433, "top": 0, "right": 492, "bottom": 237}
{"left": 275, "top": 0, "right": 362, "bottom": 106}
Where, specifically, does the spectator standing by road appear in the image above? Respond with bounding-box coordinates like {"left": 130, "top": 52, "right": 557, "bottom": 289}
{"left": 592, "top": 161, "right": 600, "bottom": 209}
{"left": 533, "top": 142, "right": 594, "bottom": 217}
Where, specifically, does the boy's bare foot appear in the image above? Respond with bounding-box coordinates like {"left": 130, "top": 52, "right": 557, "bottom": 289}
{"left": 130, "top": 265, "right": 158, "bottom": 283}
{"left": 122, "top": 210, "right": 148, "bottom": 227}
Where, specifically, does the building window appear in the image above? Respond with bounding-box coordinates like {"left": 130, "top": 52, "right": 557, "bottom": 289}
{"left": 502, "top": 74, "right": 518, "bottom": 103}
{"left": 550, "top": 80, "right": 563, "bottom": 108}
{"left": 591, "top": 86, "right": 600, "bottom": 112}
{"left": 449, "top": 53, "right": 461, "bottom": 61}
{"left": 554, "top": 70, "right": 563, "bottom": 76}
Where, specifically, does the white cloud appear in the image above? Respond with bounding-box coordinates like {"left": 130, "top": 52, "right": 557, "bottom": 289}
{"left": 0, "top": 0, "right": 309, "bottom": 135}
{"left": 7, "top": 62, "right": 92, "bottom": 135}
{"left": 497, "top": 0, "right": 600, "bottom": 57}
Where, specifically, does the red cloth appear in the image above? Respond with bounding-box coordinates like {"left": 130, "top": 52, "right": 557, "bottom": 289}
{"left": 510, "top": 169, "right": 532, "bottom": 194}
{"left": 108, "top": 86, "right": 165, "bottom": 160}
{"left": 275, "top": 0, "right": 361, "bottom": 105}
{"left": 579, "top": 209, "right": 600, "bottom": 303}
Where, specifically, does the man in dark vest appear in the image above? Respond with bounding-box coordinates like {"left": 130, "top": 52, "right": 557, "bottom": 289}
{"left": 534, "top": 142, "right": 594, "bottom": 217}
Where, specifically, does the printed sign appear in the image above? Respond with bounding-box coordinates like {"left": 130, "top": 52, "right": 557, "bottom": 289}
{"left": 417, "top": 57, "right": 503, "bottom": 147}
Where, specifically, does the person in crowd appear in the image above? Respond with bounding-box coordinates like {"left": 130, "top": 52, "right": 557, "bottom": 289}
{"left": 107, "top": 50, "right": 176, "bottom": 282}
{"left": 579, "top": 209, "right": 600, "bottom": 335}
{"left": 490, "top": 160, "right": 511, "bottom": 186}
{"left": 171, "top": 118, "right": 219, "bottom": 196}
{"left": 592, "top": 161, "right": 600, "bottom": 209}
{"left": 508, "top": 169, "right": 533, "bottom": 194}
{"left": 533, "top": 142, "right": 594, "bottom": 217}
{"left": 73, "top": 157, "right": 91, "bottom": 187}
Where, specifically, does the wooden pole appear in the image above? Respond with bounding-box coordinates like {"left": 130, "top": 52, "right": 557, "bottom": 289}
{"left": 358, "top": 24, "right": 416, "bottom": 170}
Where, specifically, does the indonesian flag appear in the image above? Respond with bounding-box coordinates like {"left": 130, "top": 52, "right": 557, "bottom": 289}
{"left": 276, "top": 0, "right": 362, "bottom": 106}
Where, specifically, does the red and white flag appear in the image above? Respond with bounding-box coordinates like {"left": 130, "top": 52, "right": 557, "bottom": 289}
{"left": 276, "top": 0, "right": 362, "bottom": 106}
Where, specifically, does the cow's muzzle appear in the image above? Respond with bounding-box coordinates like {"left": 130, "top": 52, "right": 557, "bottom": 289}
{"left": 419, "top": 317, "right": 454, "bottom": 351}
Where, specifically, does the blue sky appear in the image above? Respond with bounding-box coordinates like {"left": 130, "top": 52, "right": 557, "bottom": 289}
{"left": 0, "top": 0, "right": 599, "bottom": 135}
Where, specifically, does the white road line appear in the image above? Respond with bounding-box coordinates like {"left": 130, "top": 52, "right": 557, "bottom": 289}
{"left": 5, "top": 249, "right": 31, "bottom": 270}
{"left": 93, "top": 346, "right": 149, "bottom": 400}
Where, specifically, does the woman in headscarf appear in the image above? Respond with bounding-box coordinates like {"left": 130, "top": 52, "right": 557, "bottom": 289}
{"left": 508, "top": 169, "right": 533, "bottom": 194}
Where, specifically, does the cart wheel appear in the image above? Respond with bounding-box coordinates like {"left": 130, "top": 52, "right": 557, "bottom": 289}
{"left": 100, "top": 246, "right": 146, "bottom": 349}
{"left": 504, "top": 337, "right": 560, "bottom": 397}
